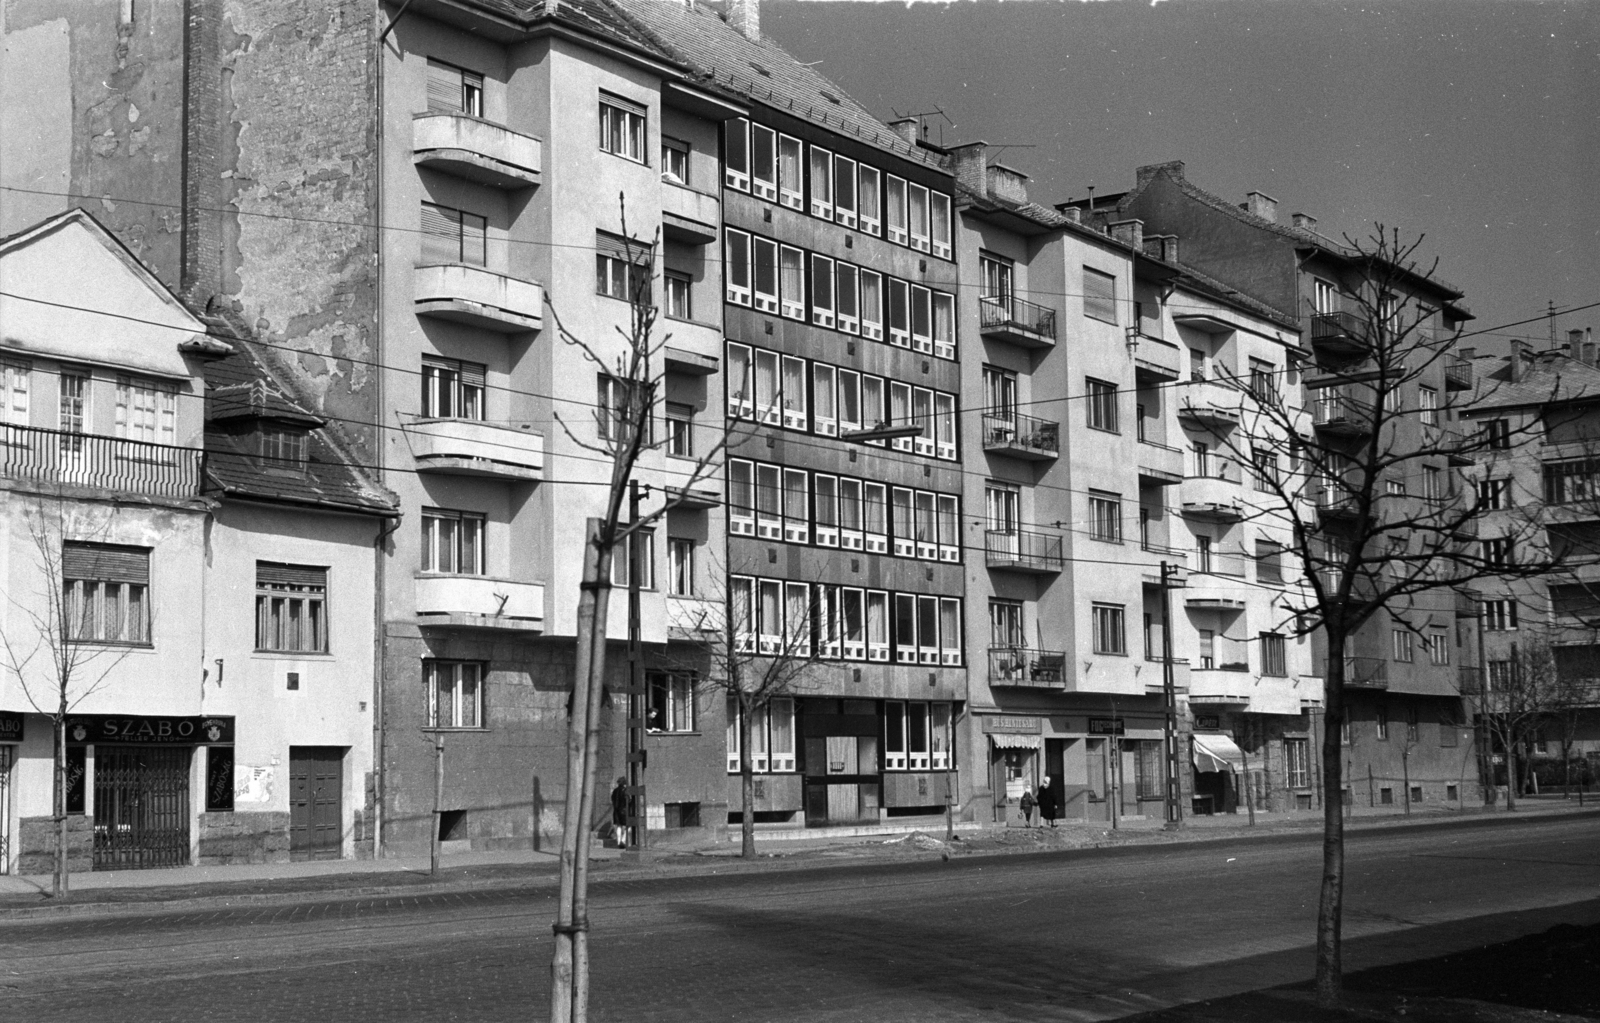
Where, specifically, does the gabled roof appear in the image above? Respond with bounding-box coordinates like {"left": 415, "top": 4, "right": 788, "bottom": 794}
{"left": 1465, "top": 350, "right": 1600, "bottom": 415}
{"left": 603, "top": 0, "right": 945, "bottom": 172}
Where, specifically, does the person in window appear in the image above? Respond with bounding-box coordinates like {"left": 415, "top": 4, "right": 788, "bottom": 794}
{"left": 1019, "top": 786, "right": 1036, "bottom": 829}
{"left": 610, "top": 777, "right": 630, "bottom": 849}
{"left": 1037, "top": 775, "right": 1059, "bottom": 829}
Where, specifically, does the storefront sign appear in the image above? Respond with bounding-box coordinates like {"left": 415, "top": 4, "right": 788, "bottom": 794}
{"left": 0, "top": 711, "right": 22, "bottom": 743}
{"left": 1195, "top": 715, "right": 1221, "bottom": 731}
{"left": 980, "top": 715, "right": 1042, "bottom": 734}
{"left": 1087, "top": 717, "right": 1125, "bottom": 736}
{"left": 65, "top": 715, "right": 234, "bottom": 745}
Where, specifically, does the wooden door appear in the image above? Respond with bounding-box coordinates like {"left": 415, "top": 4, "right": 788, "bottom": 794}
{"left": 289, "top": 747, "right": 344, "bottom": 860}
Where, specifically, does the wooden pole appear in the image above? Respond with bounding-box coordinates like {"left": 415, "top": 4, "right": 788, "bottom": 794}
{"left": 430, "top": 734, "right": 443, "bottom": 875}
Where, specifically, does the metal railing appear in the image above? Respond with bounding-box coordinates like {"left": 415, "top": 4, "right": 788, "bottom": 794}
{"left": 1310, "top": 311, "right": 1368, "bottom": 343}
{"left": 979, "top": 294, "right": 1058, "bottom": 340}
{"left": 1317, "top": 655, "right": 1389, "bottom": 689}
{"left": 1313, "top": 391, "right": 1376, "bottom": 430}
{"left": 988, "top": 647, "right": 1067, "bottom": 687}
{"left": 1192, "top": 548, "right": 1250, "bottom": 578}
{"left": 984, "top": 528, "right": 1065, "bottom": 573}
{"left": 981, "top": 412, "right": 1060, "bottom": 456}
{"left": 1, "top": 423, "right": 203, "bottom": 498}
{"left": 1187, "top": 455, "right": 1241, "bottom": 483}
{"left": 1443, "top": 352, "right": 1473, "bottom": 390}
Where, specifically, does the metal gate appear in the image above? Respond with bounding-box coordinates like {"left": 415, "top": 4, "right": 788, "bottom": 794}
{"left": 0, "top": 745, "right": 12, "bottom": 875}
{"left": 94, "top": 746, "right": 191, "bottom": 870}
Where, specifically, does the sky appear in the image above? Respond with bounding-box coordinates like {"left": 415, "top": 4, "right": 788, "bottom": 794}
{"left": 762, "top": 0, "right": 1600, "bottom": 353}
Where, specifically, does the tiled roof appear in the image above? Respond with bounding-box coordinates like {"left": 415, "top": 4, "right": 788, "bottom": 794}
{"left": 1164, "top": 261, "right": 1303, "bottom": 333}
{"left": 200, "top": 316, "right": 397, "bottom": 516}
{"left": 954, "top": 180, "right": 1071, "bottom": 230}
{"left": 449, "top": 0, "right": 666, "bottom": 54}
{"left": 602, "top": 0, "right": 946, "bottom": 171}
{"left": 1468, "top": 351, "right": 1600, "bottom": 413}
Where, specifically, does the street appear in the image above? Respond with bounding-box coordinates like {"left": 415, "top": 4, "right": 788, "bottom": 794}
{"left": 3, "top": 817, "right": 1598, "bottom": 1022}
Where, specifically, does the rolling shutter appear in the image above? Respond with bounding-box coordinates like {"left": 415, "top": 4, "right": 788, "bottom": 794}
{"left": 62, "top": 543, "right": 149, "bottom": 585}
{"left": 256, "top": 563, "right": 328, "bottom": 590}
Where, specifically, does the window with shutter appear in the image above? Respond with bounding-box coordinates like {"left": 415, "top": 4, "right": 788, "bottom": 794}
{"left": 256, "top": 563, "right": 328, "bottom": 653}
{"left": 1083, "top": 267, "right": 1117, "bottom": 324}
{"left": 62, "top": 542, "right": 150, "bottom": 645}
{"left": 426, "top": 59, "right": 483, "bottom": 116}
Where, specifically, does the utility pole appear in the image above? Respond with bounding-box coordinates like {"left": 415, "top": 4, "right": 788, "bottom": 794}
{"left": 1161, "top": 561, "right": 1184, "bottom": 829}
{"left": 430, "top": 733, "right": 444, "bottom": 875}
{"left": 626, "top": 481, "right": 649, "bottom": 860}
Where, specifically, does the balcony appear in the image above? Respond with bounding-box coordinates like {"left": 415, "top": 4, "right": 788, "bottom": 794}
{"left": 1309, "top": 311, "right": 1371, "bottom": 359}
{"left": 1134, "top": 336, "right": 1183, "bottom": 382}
{"left": 415, "top": 264, "right": 543, "bottom": 333}
{"left": 1457, "top": 665, "right": 1484, "bottom": 696}
{"left": 412, "top": 112, "right": 541, "bottom": 189}
{"left": 661, "top": 179, "right": 719, "bottom": 245}
{"left": 985, "top": 528, "right": 1064, "bottom": 574}
{"left": 404, "top": 417, "right": 544, "bottom": 481}
{"left": 982, "top": 412, "right": 1059, "bottom": 461}
{"left": 989, "top": 647, "right": 1067, "bottom": 689}
{"left": 1443, "top": 352, "right": 1474, "bottom": 392}
{"left": 1181, "top": 460, "right": 1243, "bottom": 522}
{"left": 1138, "top": 440, "right": 1185, "bottom": 487}
{"left": 1177, "top": 379, "right": 1243, "bottom": 429}
{"left": 415, "top": 574, "right": 545, "bottom": 631}
{"left": 1312, "top": 390, "right": 1375, "bottom": 438}
{"left": 1318, "top": 655, "right": 1389, "bottom": 690}
{"left": 979, "top": 295, "right": 1057, "bottom": 349}
{"left": 1, "top": 423, "right": 202, "bottom": 498}
{"left": 1315, "top": 484, "right": 1363, "bottom": 522}
{"left": 1187, "top": 670, "right": 1253, "bottom": 705}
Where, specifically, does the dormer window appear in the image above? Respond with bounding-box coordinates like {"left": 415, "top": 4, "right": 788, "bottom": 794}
{"left": 260, "top": 424, "right": 308, "bottom": 464}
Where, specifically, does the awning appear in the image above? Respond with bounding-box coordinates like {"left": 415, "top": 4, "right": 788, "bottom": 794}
{"left": 989, "top": 733, "right": 1042, "bottom": 750}
{"left": 1192, "top": 733, "right": 1246, "bottom": 774}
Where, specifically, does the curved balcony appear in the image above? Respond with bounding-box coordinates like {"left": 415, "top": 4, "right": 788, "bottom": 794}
{"left": 415, "top": 263, "right": 543, "bottom": 333}
{"left": 1187, "top": 670, "right": 1253, "bottom": 705}
{"left": 1181, "top": 461, "right": 1243, "bottom": 522}
{"left": 1177, "top": 379, "right": 1243, "bottom": 430}
{"left": 982, "top": 412, "right": 1059, "bottom": 461}
{"left": 988, "top": 648, "right": 1067, "bottom": 689}
{"left": 662, "top": 180, "right": 719, "bottom": 245}
{"left": 979, "top": 295, "right": 1057, "bottom": 350}
{"left": 415, "top": 574, "right": 545, "bottom": 631}
{"left": 1138, "top": 439, "right": 1185, "bottom": 487}
{"left": 413, "top": 112, "right": 541, "bottom": 189}
{"left": 403, "top": 417, "right": 543, "bottom": 480}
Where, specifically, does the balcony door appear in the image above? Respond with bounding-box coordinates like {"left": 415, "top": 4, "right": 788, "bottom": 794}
{"left": 984, "top": 366, "right": 1017, "bottom": 426}
{"left": 986, "top": 483, "right": 1020, "bottom": 556}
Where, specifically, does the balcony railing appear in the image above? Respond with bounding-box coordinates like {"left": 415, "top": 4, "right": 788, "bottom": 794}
{"left": 1443, "top": 352, "right": 1473, "bottom": 392}
{"left": 1309, "top": 311, "right": 1370, "bottom": 358}
{"left": 1312, "top": 391, "right": 1375, "bottom": 435}
{"left": 1, "top": 423, "right": 202, "bottom": 498}
{"left": 979, "top": 295, "right": 1057, "bottom": 348}
{"left": 985, "top": 528, "right": 1065, "bottom": 574}
{"left": 1318, "top": 655, "right": 1389, "bottom": 689}
{"left": 982, "top": 412, "right": 1060, "bottom": 460}
{"left": 989, "top": 647, "right": 1067, "bottom": 688}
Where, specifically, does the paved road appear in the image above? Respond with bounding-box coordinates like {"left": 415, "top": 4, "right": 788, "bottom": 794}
{"left": 2, "top": 817, "right": 1598, "bottom": 1022}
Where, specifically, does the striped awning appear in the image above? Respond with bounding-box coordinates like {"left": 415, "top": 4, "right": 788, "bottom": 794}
{"left": 989, "top": 733, "right": 1042, "bottom": 750}
{"left": 1192, "top": 732, "right": 1245, "bottom": 774}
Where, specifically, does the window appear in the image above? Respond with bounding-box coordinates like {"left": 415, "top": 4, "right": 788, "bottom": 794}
{"left": 726, "top": 343, "right": 753, "bottom": 420}
{"left": 884, "top": 701, "right": 907, "bottom": 770}
{"left": 836, "top": 263, "right": 860, "bottom": 335}
{"left": 833, "top": 154, "right": 857, "bottom": 228}
{"left": 1427, "top": 630, "right": 1450, "bottom": 666}
{"left": 1482, "top": 598, "right": 1518, "bottom": 631}
{"left": 648, "top": 673, "right": 695, "bottom": 732}
{"left": 426, "top": 58, "right": 483, "bottom": 116}
{"left": 1482, "top": 537, "right": 1512, "bottom": 567}
{"left": 911, "top": 285, "right": 934, "bottom": 354}
{"left": 783, "top": 468, "right": 809, "bottom": 543}
{"left": 866, "top": 589, "right": 890, "bottom": 661}
{"left": 259, "top": 425, "right": 308, "bottom": 464}
{"left": 810, "top": 364, "right": 838, "bottom": 439}
{"left": 939, "top": 598, "right": 962, "bottom": 665}
{"left": 1261, "top": 633, "right": 1287, "bottom": 677}
{"left": 664, "top": 271, "right": 692, "bottom": 321}
{"left": 912, "top": 387, "right": 935, "bottom": 456}
{"left": 814, "top": 474, "right": 839, "bottom": 547}
{"left": 596, "top": 233, "right": 649, "bottom": 304}
{"left": 1419, "top": 386, "right": 1439, "bottom": 426}
{"left": 597, "top": 375, "right": 649, "bottom": 443}
{"left": 1253, "top": 448, "right": 1279, "bottom": 492}
{"left": 859, "top": 269, "right": 884, "bottom": 341}
{"left": 1340, "top": 718, "right": 1350, "bottom": 745}
{"left": 59, "top": 370, "right": 88, "bottom": 439}
{"left": 811, "top": 255, "right": 835, "bottom": 328}
{"left": 1422, "top": 466, "right": 1444, "bottom": 502}
{"left": 1392, "top": 628, "right": 1414, "bottom": 662}
{"left": 728, "top": 459, "right": 755, "bottom": 536}
{"left": 748, "top": 123, "right": 777, "bottom": 200}
{"left": 599, "top": 92, "right": 646, "bottom": 163}
{"left": 421, "top": 508, "right": 485, "bottom": 575}
{"left": 1092, "top": 603, "right": 1126, "bottom": 655}
{"left": 665, "top": 402, "right": 694, "bottom": 458}
{"left": 889, "top": 382, "right": 912, "bottom": 452}
{"left": 781, "top": 355, "right": 808, "bottom": 431}
{"left": 888, "top": 278, "right": 910, "bottom": 348}
{"left": 610, "top": 530, "right": 655, "bottom": 589}
{"left": 990, "top": 599, "right": 1025, "bottom": 648}
{"left": 668, "top": 537, "right": 695, "bottom": 597}
{"left": 255, "top": 563, "right": 327, "bottom": 653}
{"left": 725, "top": 230, "right": 752, "bottom": 306}
{"left": 1089, "top": 491, "right": 1122, "bottom": 543}
{"left": 426, "top": 661, "right": 484, "bottom": 729}
{"left": 885, "top": 174, "right": 908, "bottom": 244}
{"left": 1197, "top": 628, "right": 1216, "bottom": 669}
{"left": 725, "top": 117, "right": 750, "bottom": 191}
{"left": 1543, "top": 459, "right": 1599, "bottom": 506}
{"left": 808, "top": 145, "right": 834, "bottom": 219}
{"left": 779, "top": 245, "right": 805, "bottom": 320}
{"left": 115, "top": 377, "right": 177, "bottom": 445}
{"left": 930, "top": 192, "right": 952, "bottom": 259}
{"left": 933, "top": 292, "right": 956, "bottom": 360}
{"left": 420, "top": 202, "right": 486, "bottom": 266}
{"left": 1313, "top": 279, "right": 1340, "bottom": 315}
{"left": 857, "top": 164, "right": 881, "bottom": 236}
{"left": 1248, "top": 359, "right": 1277, "bottom": 405}
{"left": 778, "top": 134, "right": 803, "bottom": 210}
{"left": 62, "top": 543, "right": 149, "bottom": 645}
{"left": 726, "top": 696, "right": 796, "bottom": 772}
{"left": 1483, "top": 419, "right": 1511, "bottom": 450}
{"left": 1087, "top": 378, "right": 1119, "bottom": 433}
{"left": 980, "top": 254, "right": 1014, "bottom": 305}
{"left": 1136, "top": 740, "right": 1164, "bottom": 799}
{"left": 1286, "top": 739, "right": 1310, "bottom": 789}
{"left": 1487, "top": 659, "right": 1512, "bottom": 691}
{"left": 1405, "top": 706, "right": 1419, "bottom": 743}
{"left": 1256, "top": 541, "right": 1283, "bottom": 584}
{"left": 422, "top": 357, "right": 485, "bottom": 420}
{"left": 0, "top": 359, "right": 28, "bottom": 425}
{"left": 908, "top": 181, "right": 930, "bottom": 253}
{"left": 661, "top": 136, "right": 689, "bottom": 185}
{"left": 934, "top": 393, "right": 957, "bottom": 460}
{"left": 1376, "top": 707, "right": 1389, "bottom": 741}
{"left": 1083, "top": 267, "right": 1117, "bottom": 324}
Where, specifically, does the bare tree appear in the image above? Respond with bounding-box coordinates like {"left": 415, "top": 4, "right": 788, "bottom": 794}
{"left": 1474, "top": 636, "right": 1589, "bottom": 810}
{"left": 0, "top": 498, "right": 141, "bottom": 897}
{"left": 667, "top": 555, "right": 843, "bottom": 859}
{"left": 545, "top": 198, "right": 725, "bottom": 1023}
{"left": 1187, "top": 226, "right": 1552, "bottom": 1005}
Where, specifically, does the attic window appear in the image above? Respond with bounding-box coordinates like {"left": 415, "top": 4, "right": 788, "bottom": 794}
{"left": 820, "top": 91, "right": 840, "bottom": 105}
{"left": 748, "top": 62, "right": 770, "bottom": 77}
{"left": 260, "top": 424, "right": 308, "bottom": 465}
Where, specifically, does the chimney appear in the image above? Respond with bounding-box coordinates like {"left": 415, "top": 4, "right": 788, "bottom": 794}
{"left": 1586, "top": 327, "right": 1596, "bottom": 366}
{"left": 987, "top": 163, "right": 1029, "bottom": 204}
{"left": 1108, "top": 219, "right": 1143, "bottom": 251}
{"left": 946, "top": 142, "right": 988, "bottom": 195}
{"left": 1162, "top": 235, "right": 1179, "bottom": 264}
{"left": 1569, "top": 328, "right": 1586, "bottom": 355}
{"left": 1292, "top": 212, "right": 1317, "bottom": 231}
{"left": 1061, "top": 206, "right": 1083, "bottom": 225}
{"left": 888, "top": 118, "right": 920, "bottom": 145}
{"left": 1509, "top": 339, "right": 1532, "bottom": 382}
{"left": 728, "top": 0, "right": 759, "bottom": 41}
{"left": 1135, "top": 160, "right": 1185, "bottom": 188}
{"left": 1458, "top": 347, "right": 1476, "bottom": 362}
{"left": 1245, "top": 191, "right": 1278, "bottom": 223}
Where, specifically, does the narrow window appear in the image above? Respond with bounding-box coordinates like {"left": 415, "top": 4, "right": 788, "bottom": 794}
{"left": 724, "top": 117, "right": 750, "bottom": 191}
{"left": 1083, "top": 266, "right": 1117, "bottom": 324}
{"left": 749, "top": 123, "right": 776, "bottom": 199}
{"left": 834, "top": 155, "right": 858, "bottom": 228}
{"left": 753, "top": 237, "right": 779, "bottom": 313}
{"left": 885, "top": 174, "right": 908, "bottom": 245}
{"left": 930, "top": 192, "right": 952, "bottom": 259}
{"left": 725, "top": 229, "right": 752, "bottom": 306}
{"left": 857, "top": 165, "right": 882, "bottom": 236}
{"left": 809, "top": 145, "right": 834, "bottom": 219}
{"left": 859, "top": 270, "right": 884, "bottom": 341}
{"left": 779, "top": 245, "right": 806, "bottom": 320}
{"left": 811, "top": 254, "right": 835, "bottom": 328}
{"left": 777, "top": 134, "right": 804, "bottom": 209}
{"left": 835, "top": 263, "right": 860, "bottom": 334}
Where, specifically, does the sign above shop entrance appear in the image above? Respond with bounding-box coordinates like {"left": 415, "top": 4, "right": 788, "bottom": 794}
{"left": 1087, "top": 717, "right": 1125, "bottom": 736}
{"left": 980, "top": 715, "right": 1042, "bottom": 734}
{"left": 0, "top": 711, "right": 21, "bottom": 742}
{"left": 65, "top": 715, "right": 234, "bottom": 745}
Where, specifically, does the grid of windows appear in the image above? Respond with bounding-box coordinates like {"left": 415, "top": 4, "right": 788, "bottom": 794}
{"left": 883, "top": 701, "right": 953, "bottom": 771}
{"left": 426, "top": 660, "right": 484, "bottom": 729}
{"left": 62, "top": 543, "right": 149, "bottom": 645}
{"left": 726, "top": 697, "right": 796, "bottom": 773}
{"left": 255, "top": 563, "right": 328, "bottom": 653}
{"left": 729, "top": 576, "right": 961, "bottom": 666}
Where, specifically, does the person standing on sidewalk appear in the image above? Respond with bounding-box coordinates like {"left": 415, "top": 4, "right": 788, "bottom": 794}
{"left": 610, "top": 777, "right": 631, "bottom": 849}
{"left": 1019, "top": 786, "right": 1036, "bottom": 828}
{"left": 1038, "top": 776, "right": 1059, "bottom": 828}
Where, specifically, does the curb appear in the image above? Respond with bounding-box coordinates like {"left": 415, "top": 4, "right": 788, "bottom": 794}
{"left": 2, "top": 805, "right": 1596, "bottom": 924}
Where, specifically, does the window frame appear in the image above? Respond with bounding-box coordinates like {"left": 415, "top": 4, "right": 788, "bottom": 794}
{"left": 426, "top": 660, "right": 486, "bottom": 730}
{"left": 598, "top": 92, "right": 647, "bottom": 164}
{"left": 255, "top": 562, "right": 329, "bottom": 654}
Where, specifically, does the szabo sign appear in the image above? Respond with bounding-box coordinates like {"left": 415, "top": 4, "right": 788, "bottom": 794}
{"left": 0, "top": 711, "right": 22, "bottom": 743}
{"left": 65, "top": 715, "right": 234, "bottom": 745}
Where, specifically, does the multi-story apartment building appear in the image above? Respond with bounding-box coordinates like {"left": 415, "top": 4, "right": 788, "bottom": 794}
{"left": 1463, "top": 333, "right": 1600, "bottom": 768}
{"left": 1083, "top": 161, "right": 1483, "bottom": 810}
{"left": 1, "top": 209, "right": 392, "bottom": 874}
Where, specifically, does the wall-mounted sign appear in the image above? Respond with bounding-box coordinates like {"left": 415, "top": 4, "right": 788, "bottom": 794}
{"left": 0, "top": 711, "right": 22, "bottom": 742}
{"left": 980, "top": 715, "right": 1043, "bottom": 734}
{"left": 1195, "top": 715, "right": 1222, "bottom": 731}
{"left": 65, "top": 715, "right": 234, "bottom": 745}
{"left": 1087, "top": 718, "right": 1125, "bottom": 736}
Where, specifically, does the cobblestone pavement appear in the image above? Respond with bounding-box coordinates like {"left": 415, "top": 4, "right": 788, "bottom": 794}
{"left": 2, "top": 817, "right": 1597, "bottom": 1022}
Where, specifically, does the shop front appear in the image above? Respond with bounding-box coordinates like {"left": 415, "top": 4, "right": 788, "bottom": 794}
{"left": 0, "top": 712, "right": 19, "bottom": 874}
{"left": 1191, "top": 728, "right": 1246, "bottom": 816}
{"left": 982, "top": 715, "right": 1043, "bottom": 824}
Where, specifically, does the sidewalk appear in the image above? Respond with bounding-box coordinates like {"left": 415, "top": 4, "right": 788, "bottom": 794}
{"left": 1, "top": 799, "right": 1594, "bottom": 920}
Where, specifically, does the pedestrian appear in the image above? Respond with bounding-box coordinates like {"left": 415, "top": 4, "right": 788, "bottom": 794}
{"left": 1019, "top": 786, "right": 1036, "bottom": 828}
{"left": 610, "top": 776, "right": 630, "bottom": 849}
{"left": 1037, "top": 775, "right": 1059, "bottom": 828}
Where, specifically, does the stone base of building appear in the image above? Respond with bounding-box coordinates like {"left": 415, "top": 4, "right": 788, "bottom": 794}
{"left": 197, "top": 811, "right": 291, "bottom": 865}
{"left": 17, "top": 815, "right": 93, "bottom": 875}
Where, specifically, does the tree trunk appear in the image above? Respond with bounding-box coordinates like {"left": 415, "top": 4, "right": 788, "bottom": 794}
{"left": 1504, "top": 741, "right": 1518, "bottom": 811}
{"left": 1313, "top": 639, "right": 1347, "bottom": 1007}
{"left": 551, "top": 534, "right": 614, "bottom": 1023}
{"left": 740, "top": 693, "right": 756, "bottom": 860}
{"left": 1402, "top": 748, "right": 1411, "bottom": 816}
{"left": 54, "top": 713, "right": 68, "bottom": 898}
